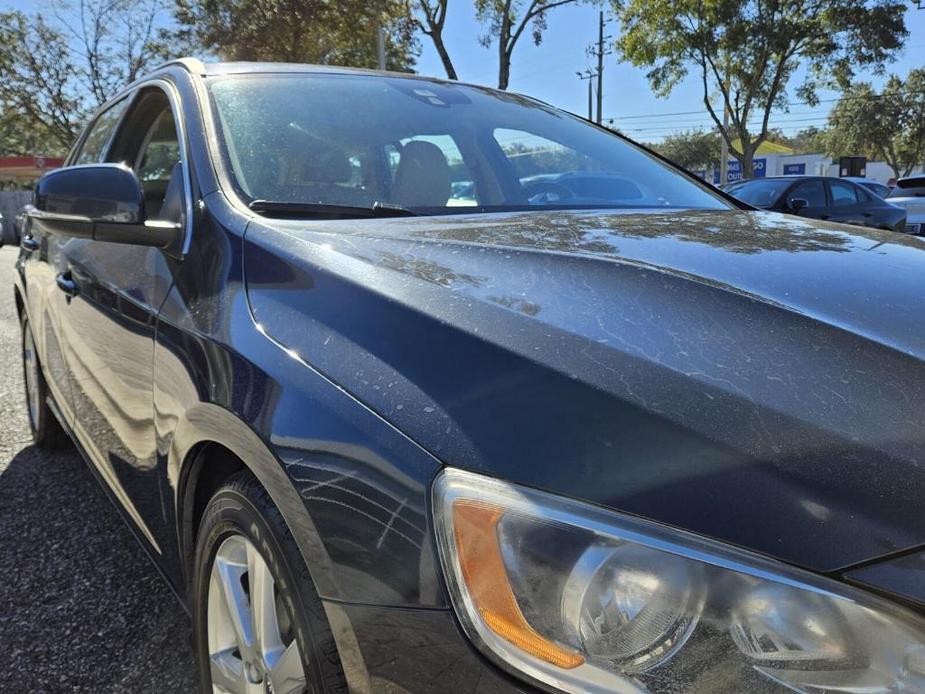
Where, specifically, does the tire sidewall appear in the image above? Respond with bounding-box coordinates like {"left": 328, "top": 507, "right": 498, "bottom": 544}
{"left": 191, "top": 482, "right": 333, "bottom": 694}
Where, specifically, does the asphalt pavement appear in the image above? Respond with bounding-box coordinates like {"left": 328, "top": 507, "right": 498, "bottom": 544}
{"left": 0, "top": 246, "right": 198, "bottom": 692}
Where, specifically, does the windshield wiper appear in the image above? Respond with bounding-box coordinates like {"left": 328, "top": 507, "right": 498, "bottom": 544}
{"left": 248, "top": 200, "right": 419, "bottom": 219}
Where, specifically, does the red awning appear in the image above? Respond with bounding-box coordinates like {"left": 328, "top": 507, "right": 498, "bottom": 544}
{"left": 0, "top": 156, "right": 64, "bottom": 180}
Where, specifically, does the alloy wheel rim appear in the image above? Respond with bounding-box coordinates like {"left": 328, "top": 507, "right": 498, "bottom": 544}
{"left": 23, "top": 328, "right": 41, "bottom": 431}
{"left": 207, "top": 534, "right": 307, "bottom": 694}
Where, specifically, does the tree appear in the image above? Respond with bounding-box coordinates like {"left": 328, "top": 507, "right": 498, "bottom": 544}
{"left": 0, "top": 0, "right": 172, "bottom": 154}
{"left": 413, "top": 0, "right": 457, "bottom": 79}
{"left": 650, "top": 129, "right": 721, "bottom": 171}
{"left": 825, "top": 70, "right": 925, "bottom": 179}
{"left": 777, "top": 126, "right": 829, "bottom": 154}
{"left": 475, "top": 0, "right": 580, "bottom": 90}
{"left": 614, "top": 0, "right": 907, "bottom": 178}
{"left": 174, "top": 0, "right": 419, "bottom": 71}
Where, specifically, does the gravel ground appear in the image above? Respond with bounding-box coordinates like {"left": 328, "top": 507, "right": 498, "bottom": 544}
{"left": 0, "top": 246, "right": 198, "bottom": 692}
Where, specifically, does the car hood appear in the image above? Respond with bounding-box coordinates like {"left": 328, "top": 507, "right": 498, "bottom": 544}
{"left": 243, "top": 208, "right": 925, "bottom": 572}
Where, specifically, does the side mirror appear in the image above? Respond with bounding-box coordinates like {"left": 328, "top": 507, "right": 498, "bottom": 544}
{"left": 27, "top": 164, "right": 179, "bottom": 248}
{"left": 788, "top": 197, "right": 809, "bottom": 213}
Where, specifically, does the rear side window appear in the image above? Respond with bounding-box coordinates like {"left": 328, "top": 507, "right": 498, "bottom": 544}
{"left": 829, "top": 180, "right": 859, "bottom": 207}
{"left": 787, "top": 180, "right": 826, "bottom": 208}
{"left": 73, "top": 97, "right": 131, "bottom": 165}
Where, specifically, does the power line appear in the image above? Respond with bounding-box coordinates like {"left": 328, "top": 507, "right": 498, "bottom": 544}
{"left": 606, "top": 89, "right": 924, "bottom": 123}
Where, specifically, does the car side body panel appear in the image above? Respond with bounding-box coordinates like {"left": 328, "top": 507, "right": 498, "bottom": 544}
{"left": 153, "top": 193, "right": 446, "bottom": 607}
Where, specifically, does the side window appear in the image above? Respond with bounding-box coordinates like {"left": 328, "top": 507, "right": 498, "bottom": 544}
{"left": 787, "top": 180, "right": 826, "bottom": 208}
{"left": 73, "top": 97, "right": 130, "bottom": 165}
{"left": 829, "top": 180, "right": 859, "bottom": 207}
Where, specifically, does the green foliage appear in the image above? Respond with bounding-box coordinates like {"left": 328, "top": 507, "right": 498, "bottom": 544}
{"left": 649, "top": 129, "right": 721, "bottom": 171}
{"left": 0, "top": 0, "right": 173, "bottom": 154}
{"left": 613, "top": 0, "right": 907, "bottom": 177}
{"left": 173, "top": 0, "right": 419, "bottom": 71}
{"left": 825, "top": 70, "right": 925, "bottom": 179}
{"left": 775, "top": 126, "right": 829, "bottom": 155}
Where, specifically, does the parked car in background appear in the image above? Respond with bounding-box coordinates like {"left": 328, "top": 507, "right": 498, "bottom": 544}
{"left": 886, "top": 175, "right": 925, "bottom": 236}
{"left": 14, "top": 60, "right": 925, "bottom": 694}
{"left": 725, "top": 175, "right": 907, "bottom": 231}
{"left": 844, "top": 176, "right": 892, "bottom": 199}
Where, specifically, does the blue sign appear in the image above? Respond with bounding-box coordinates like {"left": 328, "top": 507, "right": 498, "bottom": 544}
{"left": 783, "top": 163, "right": 806, "bottom": 176}
{"left": 713, "top": 158, "right": 767, "bottom": 184}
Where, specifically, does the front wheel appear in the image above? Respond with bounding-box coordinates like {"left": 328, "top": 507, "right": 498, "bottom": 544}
{"left": 192, "top": 471, "right": 347, "bottom": 694}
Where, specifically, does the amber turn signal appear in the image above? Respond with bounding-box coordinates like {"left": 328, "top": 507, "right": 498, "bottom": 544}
{"left": 452, "top": 499, "right": 585, "bottom": 669}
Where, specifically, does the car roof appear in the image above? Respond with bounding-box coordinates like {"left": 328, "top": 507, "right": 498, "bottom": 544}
{"left": 156, "top": 57, "right": 491, "bottom": 92}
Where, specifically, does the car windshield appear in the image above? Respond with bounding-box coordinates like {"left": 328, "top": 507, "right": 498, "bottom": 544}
{"left": 888, "top": 178, "right": 925, "bottom": 198}
{"left": 207, "top": 73, "right": 729, "bottom": 217}
{"left": 724, "top": 179, "right": 792, "bottom": 207}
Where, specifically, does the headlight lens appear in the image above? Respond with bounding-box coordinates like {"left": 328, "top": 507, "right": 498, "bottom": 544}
{"left": 433, "top": 469, "right": 925, "bottom": 693}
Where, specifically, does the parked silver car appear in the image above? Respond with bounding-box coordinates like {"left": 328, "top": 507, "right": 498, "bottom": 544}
{"left": 886, "top": 176, "right": 925, "bottom": 235}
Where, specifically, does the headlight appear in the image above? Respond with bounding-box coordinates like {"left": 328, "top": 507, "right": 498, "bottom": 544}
{"left": 432, "top": 469, "right": 925, "bottom": 693}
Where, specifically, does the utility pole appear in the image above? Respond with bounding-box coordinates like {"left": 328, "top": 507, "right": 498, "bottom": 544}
{"left": 596, "top": 11, "right": 604, "bottom": 124}
{"left": 587, "top": 12, "right": 611, "bottom": 125}
{"left": 577, "top": 70, "right": 596, "bottom": 121}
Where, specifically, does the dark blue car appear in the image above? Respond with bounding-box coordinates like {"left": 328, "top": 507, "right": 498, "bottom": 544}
{"left": 13, "top": 60, "right": 925, "bottom": 693}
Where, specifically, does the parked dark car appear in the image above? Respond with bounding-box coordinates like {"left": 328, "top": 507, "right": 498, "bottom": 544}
{"left": 14, "top": 60, "right": 925, "bottom": 694}
{"left": 725, "top": 175, "right": 907, "bottom": 231}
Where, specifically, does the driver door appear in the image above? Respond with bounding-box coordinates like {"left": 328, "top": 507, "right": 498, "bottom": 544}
{"left": 58, "top": 86, "right": 185, "bottom": 555}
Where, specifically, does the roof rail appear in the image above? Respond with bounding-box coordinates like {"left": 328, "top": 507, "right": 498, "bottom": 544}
{"left": 151, "top": 57, "right": 207, "bottom": 75}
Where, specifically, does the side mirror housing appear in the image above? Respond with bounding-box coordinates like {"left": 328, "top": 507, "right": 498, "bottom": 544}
{"left": 788, "top": 197, "right": 809, "bottom": 213}
{"left": 28, "top": 164, "right": 180, "bottom": 248}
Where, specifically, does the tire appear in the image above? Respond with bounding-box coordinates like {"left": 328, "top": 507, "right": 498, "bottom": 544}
{"left": 192, "top": 470, "right": 347, "bottom": 694}
{"left": 20, "top": 314, "right": 69, "bottom": 449}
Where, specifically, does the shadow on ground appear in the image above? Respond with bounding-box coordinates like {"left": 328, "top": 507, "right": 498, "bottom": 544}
{"left": 0, "top": 442, "right": 197, "bottom": 692}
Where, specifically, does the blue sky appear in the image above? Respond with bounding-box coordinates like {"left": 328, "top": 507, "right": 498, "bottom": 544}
{"left": 414, "top": 2, "right": 925, "bottom": 141}
{"left": 7, "top": 0, "right": 925, "bottom": 142}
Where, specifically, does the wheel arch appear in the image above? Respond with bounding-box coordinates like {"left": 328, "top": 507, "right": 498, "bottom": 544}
{"left": 171, "top": 403, "right": 373, "bottom": 692}
{"left": 170, "top": 403, "right": 339, "bottom": 599}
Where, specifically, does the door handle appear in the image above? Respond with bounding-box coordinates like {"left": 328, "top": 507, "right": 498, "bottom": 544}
{"left": 21, "top": 235, "right": 39, "bottom": 252}
{"left": 864, "top": 212, "right": 874, "bottom": 218}
{"left": 55, "top": 271, "right": 79, "bottom": 298}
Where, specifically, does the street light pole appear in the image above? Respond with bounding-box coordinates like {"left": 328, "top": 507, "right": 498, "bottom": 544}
{"left": 577, "top": 70, "right": 597, "bottom": 121}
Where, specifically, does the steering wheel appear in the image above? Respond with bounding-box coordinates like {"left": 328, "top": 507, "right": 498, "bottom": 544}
{"left": 522, "top": 180, "right": 575, "bottom": 203}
